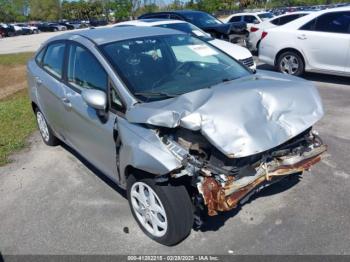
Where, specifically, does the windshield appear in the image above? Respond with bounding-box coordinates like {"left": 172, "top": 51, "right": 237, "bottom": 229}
{"left": 183, "top": 12, "right": 223, "bottom": 27}
{"left": 101, "top": 35, "right": 250, "bottom": 102}
{"left": 156, "top": 23, "right": 213, "bottom": 41}
{"left": 258, "top": 13, "right": 274, "bottom": 20}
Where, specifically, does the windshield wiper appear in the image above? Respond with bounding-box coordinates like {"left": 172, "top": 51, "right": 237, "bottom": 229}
{"left": 134, "top": 91, "right": 179, "bottom": 98}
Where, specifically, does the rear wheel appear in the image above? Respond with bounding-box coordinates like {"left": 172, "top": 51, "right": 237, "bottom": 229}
{"left": 35, "top": 108, "right": 59, "bottom": 146}
{"left": 127, "top": 174, "right": 193, "bottom": 246}
{"left": 276, "top": 51, "right": 304, "bottom": 76}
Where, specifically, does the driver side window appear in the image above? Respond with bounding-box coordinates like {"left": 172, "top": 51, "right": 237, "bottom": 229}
{"left": 67, "top": 44, "right": 108, "bottom": 91}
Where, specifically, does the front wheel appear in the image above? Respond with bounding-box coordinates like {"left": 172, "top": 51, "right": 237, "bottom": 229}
{"left": 127, "top": 175, "right": 194, "bottom": 246}
{"left": 276, "top": 51, "right": 304, "bottom": 76}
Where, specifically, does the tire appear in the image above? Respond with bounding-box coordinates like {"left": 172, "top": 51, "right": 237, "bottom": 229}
{"left": 53, "top": 28, "right": 58, "bottom": 32}
{"left": 255, "top": 40, "right": 261, "bottom": 55}
{"left": 276, "top": 51, "right": 304, "bottom": 76}
{"left": 127, "top": 174, "right": 193, "bottom": 246}
{"left": 35, "top": 108, "right": 59, "bottom": 146}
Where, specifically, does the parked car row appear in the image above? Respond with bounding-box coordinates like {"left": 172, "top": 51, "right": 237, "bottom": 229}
{"left": 0, "top": 20, "right": 90, "bottom": 38}
{"left": 0, "top": 23, "right": 37, "bottom": 37}
{"left": 268, "top": 2, "right": 350, "bottom": 16}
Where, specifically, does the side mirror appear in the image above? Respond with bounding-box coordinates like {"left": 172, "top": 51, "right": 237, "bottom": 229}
{"left": 253, "top": 19, "right": 260, "bottom": 24}
{"left": 81, "top": 89, "right": 107, "bottom": 111}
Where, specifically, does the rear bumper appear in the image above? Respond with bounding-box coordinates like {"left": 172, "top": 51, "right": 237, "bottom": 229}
{"left": 198, "top": 144, "right": 327, "bottom": 216}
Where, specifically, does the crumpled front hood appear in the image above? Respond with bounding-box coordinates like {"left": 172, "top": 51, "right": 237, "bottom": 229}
{"left": 126, "top": 70, "right": 324, "bottom": 158}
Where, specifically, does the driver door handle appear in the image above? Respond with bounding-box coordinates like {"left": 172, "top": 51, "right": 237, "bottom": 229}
{"left": 35, "top": 76, "right": 42, "bottom": 85}
{"left": 61, "top": 97, "right": 72, "bottom": 109}
{"left": 297, "top": 34, "right": 307, "bottom": 40}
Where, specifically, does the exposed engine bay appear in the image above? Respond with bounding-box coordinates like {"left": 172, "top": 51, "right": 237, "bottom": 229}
{"left": 160, "top": 127, "right": 326, "bottom": 216}
{"left": 123, "top": 70, "right": 327, "bottom": 219}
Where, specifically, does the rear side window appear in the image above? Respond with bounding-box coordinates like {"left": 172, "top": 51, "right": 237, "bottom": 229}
{"left": 229, "top": 16, "right": 241, "bottom": 23}
{"left": 67, "top": 44, "right": 108, "bottom": 91}
{"left": 270, "top": 17, "right": 280, "bottom": 25}
{"left": 42, "top": 42, "right": 65, "bottom": 78}
{"left": 278, "top": 14, "right": 300, "bottom": 25}
{"left": 301, "top": 11, "right": 350, "bottom": 33}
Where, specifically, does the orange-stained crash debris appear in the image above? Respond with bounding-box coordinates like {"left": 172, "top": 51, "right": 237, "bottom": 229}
{"left": 197, "top": 144, "right": 327, "bottom": 216}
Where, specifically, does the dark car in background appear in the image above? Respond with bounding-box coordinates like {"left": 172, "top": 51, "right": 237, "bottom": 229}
{"left": 0, "top": 27, "right": 5, "bottom": 38}
{"left": 89, "top": 19, "right": 108, "bottom": 27}
{"left": 139, "top": 10, "right": 247, "bottom": 43}
{"left": 59, "top": 21, "right": 87, "bottom": 30}
{"left": 0, "top": 24, "right": 22, "bottom": 37}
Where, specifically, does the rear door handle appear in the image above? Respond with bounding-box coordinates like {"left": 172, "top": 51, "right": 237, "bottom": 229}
{"left": 297, "top": 34, "right": 307, "bottom": 40}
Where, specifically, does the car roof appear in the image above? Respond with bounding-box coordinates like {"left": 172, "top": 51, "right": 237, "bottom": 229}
{"left": 48, "top": 26, "right": 186, "bottom": 45}
{"left": 231, "top": 11, "right": 271, "bottom": 16}
{"left": 116, "top": 19, "right": 185, "bottom": 27}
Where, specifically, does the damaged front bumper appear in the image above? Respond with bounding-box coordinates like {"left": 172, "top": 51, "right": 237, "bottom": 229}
{"left": 197, "top": 144, "right": 327, "bottom": 216}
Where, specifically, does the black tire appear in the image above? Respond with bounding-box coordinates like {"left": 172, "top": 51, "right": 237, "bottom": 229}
{"left": 255, "top": 40, "right": 261, "bottom": 55}
{"left": 35, "top": 108, "right": 59, "bottom": 146}
{"left": 127, "top": 174, "right": 194, "bottom": 246}
{"left": 276, "top": 50, "right": 304, "bottom": 76}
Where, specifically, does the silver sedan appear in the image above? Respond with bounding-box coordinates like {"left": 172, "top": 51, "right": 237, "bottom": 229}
{"left": 27, "top": 26, "right": 326, "bottom": 245}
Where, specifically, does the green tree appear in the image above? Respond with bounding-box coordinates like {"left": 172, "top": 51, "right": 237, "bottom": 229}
{"left": 29, "top": 0, "right": 60, "bottom": 21}
{"left": 197, "top": 0, "right": 222, "bottom": 13}
{"left": 108, "top": 0, "right": 132, "bottom": 21}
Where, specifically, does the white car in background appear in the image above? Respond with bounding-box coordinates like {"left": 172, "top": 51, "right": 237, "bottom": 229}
{"left": 248, "top": 11, "right": 311, "bottom": 52}
{"left": 115, "top": 19, "right": 256, "bottom": 71}
{"left": 259, "top": 7, "right": 350, "bottom": 76}
{"left": 222, "top": 12, "right": 274, "bottom": 30}
{"left": 16, "top": 23, "right": 39, "bottom": 34}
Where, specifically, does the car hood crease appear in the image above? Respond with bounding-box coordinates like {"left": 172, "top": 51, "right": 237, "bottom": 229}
{"left": 126, "top": 71, "right": 324, "bottom": 158}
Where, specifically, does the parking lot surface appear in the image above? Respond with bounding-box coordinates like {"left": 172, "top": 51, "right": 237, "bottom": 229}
{"left": 0, "top": 69, "right": 349, "bottom": 254}
{"left": 0, "top": 30, "right": 79, "bottom": 54}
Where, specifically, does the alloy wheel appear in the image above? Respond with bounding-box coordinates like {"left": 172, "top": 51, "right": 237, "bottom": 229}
{"left": 36, "top": 111, "right": 50, "bottom": 142}
{"left": 280, "top": 55, "right": 299, "bottom": 75}
{"left": 130, "top": 182, "right": 168, "bottom": 238}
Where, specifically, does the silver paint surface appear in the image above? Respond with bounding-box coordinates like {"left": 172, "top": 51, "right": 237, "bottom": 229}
{"left": 126, "top": 70, "right": 324, "bottom": 158}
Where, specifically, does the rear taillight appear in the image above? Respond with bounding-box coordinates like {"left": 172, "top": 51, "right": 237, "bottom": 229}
{"left": 250, "top": 26, "right": 259, "bottom": 32}
{"left": 261, "top": 31, "right": 268, "bottom": 40}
